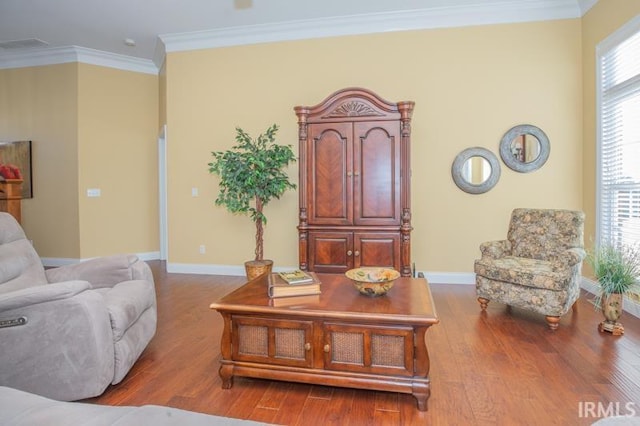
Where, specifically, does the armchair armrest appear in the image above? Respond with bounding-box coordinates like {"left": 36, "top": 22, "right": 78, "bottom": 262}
{"left": 479, "top": 240, "right": 511, "bottom": 259}
{"left": 552, "top": 247, "right": 586, "bottom": 272}
{"left": 45, "top": 254, "right": 151, "bottom": 289}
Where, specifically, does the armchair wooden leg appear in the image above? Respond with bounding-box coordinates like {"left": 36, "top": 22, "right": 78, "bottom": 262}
{"left": 545, "top": 316, "right": 560, "bottom": 331}
{"left": 477, "top": 297, "right": 489, "bottom": 310}
{"left": 572, "top": 301, "right": 578, "bottom": 311}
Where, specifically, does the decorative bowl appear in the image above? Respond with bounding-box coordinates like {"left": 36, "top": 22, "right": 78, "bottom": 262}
{"left": 345, "top": 267, "right": 400, "bottom": 297}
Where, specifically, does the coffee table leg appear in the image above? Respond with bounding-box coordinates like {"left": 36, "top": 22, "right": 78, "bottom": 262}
{"left": 220, "top": 364, "right": 234, "bottom": 389}
{"left": 218, "top": 314, "right": 234, "bottom": 389}
{"left": 412, "top": 382, "right": 430, "bottom": 411}
{"left": 413, "top": 326, "right": 432, "bottom": 411}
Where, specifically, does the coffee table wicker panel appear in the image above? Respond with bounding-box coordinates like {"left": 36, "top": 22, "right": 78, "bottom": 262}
{"left": 324, "top": 322, "right": 414, "bottom": 376}
{"left": 232, "top": 315, "right": 313, "bottom": 367}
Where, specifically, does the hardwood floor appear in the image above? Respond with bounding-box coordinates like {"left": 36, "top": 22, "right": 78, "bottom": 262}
{"left": 87, "top": 261, "right": 640, "bottom": 425}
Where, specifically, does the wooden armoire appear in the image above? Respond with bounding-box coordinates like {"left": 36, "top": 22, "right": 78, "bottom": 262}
{"left": 295, "top": 88, "right": 414, "bottom": 276}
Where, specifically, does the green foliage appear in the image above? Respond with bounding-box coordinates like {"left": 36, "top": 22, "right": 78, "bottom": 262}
{"left": 586, "top": 243, "right": 640, "bottom": 306}
{"left": 208, "top": 124, "right": 296, "bottom": 260}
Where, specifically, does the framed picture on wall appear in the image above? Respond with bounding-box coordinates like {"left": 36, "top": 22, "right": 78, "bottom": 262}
{"left": 0, "top": 140, "right": 33, "bottom": 198}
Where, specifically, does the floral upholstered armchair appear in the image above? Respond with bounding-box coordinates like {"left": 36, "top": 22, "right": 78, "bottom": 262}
{"left": 474, "top": 208, "right": 585, "bottom": 330}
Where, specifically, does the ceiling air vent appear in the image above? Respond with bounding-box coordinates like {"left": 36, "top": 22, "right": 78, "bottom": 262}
{"left": 0, "top": 38, "right": 49, "bottom": 50}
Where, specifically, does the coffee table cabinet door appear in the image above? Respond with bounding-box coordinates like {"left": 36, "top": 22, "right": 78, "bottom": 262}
{"left": 232, "top": 316, "right": 314, "bottom": 368}
{"left": 322, "top": 323, "right": 414, "bottom": 376}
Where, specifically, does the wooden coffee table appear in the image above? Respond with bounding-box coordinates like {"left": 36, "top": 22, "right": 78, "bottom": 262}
{"left": 209, "top": 273, "right": 439, "bottom": 411}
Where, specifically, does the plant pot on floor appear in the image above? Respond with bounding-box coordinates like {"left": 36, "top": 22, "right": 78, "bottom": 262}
{"left": 598, "top": 292, "right": 625, "bottom": 336}
{"left": 245, "top": 259, "right": 273, "bottom": 281}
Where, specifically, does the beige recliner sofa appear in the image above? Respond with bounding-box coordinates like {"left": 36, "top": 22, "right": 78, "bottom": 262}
{"left": 0, "top": 212, "right": 157, "bottom": 401}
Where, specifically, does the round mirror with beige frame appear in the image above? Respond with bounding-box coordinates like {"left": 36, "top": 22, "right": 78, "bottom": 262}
{"left": 451, "top": 147, "right": 501, "bottom": 194}
{"left": 499, "top": 124, "right": 550, "bottom": 173}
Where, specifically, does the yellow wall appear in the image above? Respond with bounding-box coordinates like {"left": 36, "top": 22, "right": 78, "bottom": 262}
{"left": 165, "top": 19, "right": 583, "bottom": 272}
{"left": 3, "top": 3, "right": 640, "bottom": 274}
{"left": 0, "top": 63, "right": 158, "bottom": 259}
{"left": 0, "top": 64, "right": 80, "bottom": 257}
{"left": 581, "top": 1, "right": 640, "bottom": 251}
{"left": 77, "top": 64, "right": 159, "bottom": 258}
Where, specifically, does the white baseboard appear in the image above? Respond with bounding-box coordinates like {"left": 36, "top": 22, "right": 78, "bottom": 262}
{"left": 40, "top": 255, "right": 640, "bottom": 321}
{"left": 41, "top": 251, "right": 160, "bottom": 267}
{"left": 165, "top": 262, "right": 320, "bottom": 275}
{"left": 422, "top": 272, "right": 476, "bottom": 285}
{"left": 163, "top": 264, "right": 480, "bottom": 283}
{"left": 166, "top": 263, "right": 246, "bottom": 275}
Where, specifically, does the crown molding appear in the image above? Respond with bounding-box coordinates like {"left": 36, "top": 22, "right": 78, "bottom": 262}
{"left": 1, "top": 0, "right": 591, "bottom": 74}
{"left": 0, "top": 46, "right": 158, "bottom": 75}
{"left": 158, "top": 0, "right": 582, "bottom": 62}
{"left": 75, "top": 47, "right": 157, "bottom": 75}
{"left": 577, "top": 0, "right": 598, "bottom": 15}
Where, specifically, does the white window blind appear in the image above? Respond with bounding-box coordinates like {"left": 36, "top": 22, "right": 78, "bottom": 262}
{"left": 597, "top": 18, "right": 640, "bottom": 248}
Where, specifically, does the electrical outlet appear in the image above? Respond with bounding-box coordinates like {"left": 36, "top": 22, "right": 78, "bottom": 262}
{"left": 192, "top": 187, "right": 199, "bottom": 197}
{"left": 199, "top": 245, "right": 206, "bottom": 254}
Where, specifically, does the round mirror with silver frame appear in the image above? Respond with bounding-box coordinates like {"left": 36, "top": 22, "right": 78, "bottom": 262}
{"left": 499, "top": 124, "right": 550, "bottom": 173}
{"left": 451, "top": 147, "right": 501, "bottom": 194}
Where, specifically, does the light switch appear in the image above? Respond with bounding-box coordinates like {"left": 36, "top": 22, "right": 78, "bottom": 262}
{"left": 191, "top": 187, "right": 199, "bottom": 197}
{"left": 87, "top": 188, "right": 101, "bottom": 197}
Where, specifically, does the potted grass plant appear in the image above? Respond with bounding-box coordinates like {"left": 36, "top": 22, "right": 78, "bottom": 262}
{"left": 208, "top": 124, "right": 296, "bottom": 280}
{"left": 586, "top": 243, "right": 640, "bottom": 335}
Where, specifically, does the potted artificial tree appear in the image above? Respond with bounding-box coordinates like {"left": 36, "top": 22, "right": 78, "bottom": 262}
{"left": 208, "top": 124, "right": 296, "bottom": 280}
{"left": 587, "top": 243, "right": 640, "bottom": 335}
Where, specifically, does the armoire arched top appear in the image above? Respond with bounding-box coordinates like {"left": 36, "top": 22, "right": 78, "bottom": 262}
{"left": 294, "top": 87, "right": 414, "bottom": 124}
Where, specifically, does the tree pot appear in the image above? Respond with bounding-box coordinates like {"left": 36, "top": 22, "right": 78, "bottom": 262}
{"left": 244, "top": 259, "right": 273, "bottom": 281}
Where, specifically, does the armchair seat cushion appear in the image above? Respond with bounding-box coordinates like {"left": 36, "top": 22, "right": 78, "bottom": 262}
{"left": 475, "top": 256, "right": 570, "bottom": 291}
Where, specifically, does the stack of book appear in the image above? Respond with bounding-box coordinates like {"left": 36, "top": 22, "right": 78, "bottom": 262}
{"left": 268, "top": 270, "right": 321, "bottom": 298}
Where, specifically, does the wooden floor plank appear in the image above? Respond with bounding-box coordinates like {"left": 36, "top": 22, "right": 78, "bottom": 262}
{"left": 268, "top": 382, "right": 311, "bottom": 426}
{"left": 86, "top": 261, "right": 640, "bottom": 425}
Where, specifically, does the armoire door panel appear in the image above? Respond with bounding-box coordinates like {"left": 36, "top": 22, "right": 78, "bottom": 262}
{"left": 308, "top": 123, "right": 353, "bottom": 226}
{"left": 308, "top": 232, "right": 353, "bottom": 273}
{"left": 353, "top": 122, "right": 401, "bottom": 226}
{"left": 355, "top": 233, "right": 400, "bottom": 269}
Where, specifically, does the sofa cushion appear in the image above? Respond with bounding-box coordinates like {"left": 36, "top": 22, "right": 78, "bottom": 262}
{"left": 103, "top": 280, "right": 155, "bottom": 341}
{"left": 0, "top": 387, "right": 136, "bottom": 425}
{"left": 0, "top": 212, "right": 27, "bottom": 244}
{"left": 0, "top": 386, "right": 274, "bottom": 426}
{"left": 0, "top": 239, "right": 47, "bottom": 294}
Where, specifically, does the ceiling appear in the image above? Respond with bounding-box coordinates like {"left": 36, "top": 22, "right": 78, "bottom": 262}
{"left": 0, "top": 0, "right": 597, "bottom": 70}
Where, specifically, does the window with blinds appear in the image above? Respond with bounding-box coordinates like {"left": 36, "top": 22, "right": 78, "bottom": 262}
{"left": 597, "top": 16, "right": 640, "bottom": 248}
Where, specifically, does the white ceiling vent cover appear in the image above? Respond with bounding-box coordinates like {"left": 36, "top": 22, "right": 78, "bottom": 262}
{"left": 0, "top": 38, "right": 49, "bottom": 50}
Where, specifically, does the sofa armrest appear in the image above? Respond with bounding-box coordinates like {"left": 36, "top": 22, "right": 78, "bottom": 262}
{"left": 0, "top": 284, "right": 115, "bottom": 401}
{"left": 479, "top": 240, "right": 511, "bottom": 259}
{"left": 45, "top": 254, "right": 150, "bottom": 289}
{"left": 0, "top": 280, "right": 90, "bottom": 312}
